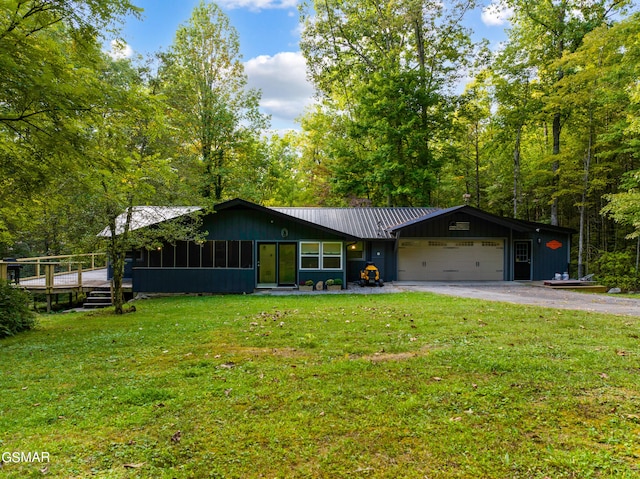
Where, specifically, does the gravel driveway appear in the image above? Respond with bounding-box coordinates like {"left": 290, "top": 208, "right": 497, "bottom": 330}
{"left": 390, "top": 281, "right": 640, "bottom": 317}
{"left": 267, "top": 281, "right": 640, "bottom": 317}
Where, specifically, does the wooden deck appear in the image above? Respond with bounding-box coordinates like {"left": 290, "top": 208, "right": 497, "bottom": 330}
{"left": 19, "top": 268, "right": 131, "bottom": 292}
{"left": 543, "top": 280, "right": 608, "bottom": 292}
{"left": 1, "top": 254, "right": 133, "bottom": 312}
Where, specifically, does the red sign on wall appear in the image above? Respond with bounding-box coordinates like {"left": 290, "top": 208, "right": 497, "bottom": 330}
{"left": 546, "top": 240, "right": 563, "bottom": 250}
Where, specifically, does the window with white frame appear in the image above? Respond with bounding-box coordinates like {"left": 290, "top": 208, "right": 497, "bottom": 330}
{"left": 300, "top": 242, "right": 343, "bottom": 270}
{"left": 322, "top": 242, "right": 342, "bottom": 269}
{"left": 300, "top": 242, "right": 320, "bottom": 269}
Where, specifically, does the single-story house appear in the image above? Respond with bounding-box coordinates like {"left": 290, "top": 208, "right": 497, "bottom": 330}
{"left": 103, "top": 198, "right": 574, "bottom": 293}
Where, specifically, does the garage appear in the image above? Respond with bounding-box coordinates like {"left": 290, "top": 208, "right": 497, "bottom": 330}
{"left": 397, "top": 239, "right": 505, "bottom": 281}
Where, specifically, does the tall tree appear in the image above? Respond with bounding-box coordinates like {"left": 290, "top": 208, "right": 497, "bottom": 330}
{"left": 488, "top": 40, "right": 542, "bottom": 218}
{"left": 503, "top": 0, "right": 632, "bottom": 224}
{"left": 0, "top": 0, "right": 140, "bottom": 252}
{"left": 594, "top": 14, "right": 640, "bottom": 242}
{"left": 159, "top": 1, "right": 268, "bottom": 206}
{"left": 87, "top": 56, "right": 199, "bottom": 314}
{"left": 452, "top": 78, "right": 492, "bottom": 208}
{"left": 300, "top": 0, "right": 476, "bottom": 206}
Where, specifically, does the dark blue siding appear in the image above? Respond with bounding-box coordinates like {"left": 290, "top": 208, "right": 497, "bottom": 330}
{"left": 398, "top": 212, "right": 512, "bottom": 238}
{"left": 133, "top": 268, "right": 255, "bottom": 294}
{"left": 346, "top": 241, "right": 395, "bottom": 282}
{"left": 134, "top": 206, "right": 351, "bottom": 293}
{"left": 204, "top": 209, "right": 345, "bottom": 242}
{"left": 524, "top": 232, "right": 571, "bottom": 281}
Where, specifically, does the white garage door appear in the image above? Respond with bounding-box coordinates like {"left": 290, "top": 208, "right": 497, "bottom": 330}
{"left": 398, "top": 239, "right": 504, "bottom": 281}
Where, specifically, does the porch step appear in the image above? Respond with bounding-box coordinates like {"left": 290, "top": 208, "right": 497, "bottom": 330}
{"left": 84, "top": 287, "right": 112, "bottom": 309}
{"left": 254, "top": 286, "right": 297, "bottom": 293}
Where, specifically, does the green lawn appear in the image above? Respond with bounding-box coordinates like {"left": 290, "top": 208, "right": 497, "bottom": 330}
{"left": 1, "top": 293, "right": 639, "bottom": 478}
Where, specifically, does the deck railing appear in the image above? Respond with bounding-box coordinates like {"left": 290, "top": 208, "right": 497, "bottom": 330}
{"left": 15, "top": 253, "right": 107, "bottom": 281}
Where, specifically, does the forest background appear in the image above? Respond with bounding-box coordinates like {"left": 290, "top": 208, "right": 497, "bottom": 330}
{"left": 1, "top": 0, "right": 640, "bottom": 282}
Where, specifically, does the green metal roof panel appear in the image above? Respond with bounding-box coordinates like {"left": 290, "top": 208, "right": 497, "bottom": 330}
{"left": 270, "top": 207, "right": 439, "bottom": 239}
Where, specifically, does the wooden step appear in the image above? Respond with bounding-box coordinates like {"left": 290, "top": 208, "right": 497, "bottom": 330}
{"left": 83, "top": 287, "right": 113, "bottom": 308}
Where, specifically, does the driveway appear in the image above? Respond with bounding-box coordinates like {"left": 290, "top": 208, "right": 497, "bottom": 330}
{"left": 266, "top": 280, "right": 640, "bottom": 316}
{"left": 391, "top": 281, "right": 640, "bottom": 317}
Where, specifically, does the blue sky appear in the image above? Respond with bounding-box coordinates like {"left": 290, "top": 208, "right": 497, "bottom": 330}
{"left": 108, "top": 0, "right": 511, "bottom": 132}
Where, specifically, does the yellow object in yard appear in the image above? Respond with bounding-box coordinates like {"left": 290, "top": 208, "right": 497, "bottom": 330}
{"left": 359, "top": 262, "right": 384, "bottom": 287}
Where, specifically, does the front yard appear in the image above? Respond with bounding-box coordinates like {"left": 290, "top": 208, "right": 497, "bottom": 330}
{"left": 0, "top": 293, "right": 639, "bottom": 478}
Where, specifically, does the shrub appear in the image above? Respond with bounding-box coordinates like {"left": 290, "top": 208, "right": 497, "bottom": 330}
{"left": 0, "top": 282, "right": 36, "bottom": 338}
{"left": 333, "top": 278, "right": 343, "bottom": 285}
{"left": 325, "top": 279, "right": 334, "bottom": 286}
{"left": 593, "top": 251, "right": 640, "bottom": 292}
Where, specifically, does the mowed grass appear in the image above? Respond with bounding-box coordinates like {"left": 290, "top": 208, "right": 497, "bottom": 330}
{"left": 1, "top": 292, "right": 639, "bottom": 478}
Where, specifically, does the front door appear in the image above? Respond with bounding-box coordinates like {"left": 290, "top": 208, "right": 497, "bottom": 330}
{"left": 258, "top": 243, "right": 297, "bottom": 287}
{"left": 278, "top": 243, "right": 297, "bottom": 285}
{"left": 258, "top": 243, "right": 277, "bottom": 286}
{"left": 514, "top": 240, "right": 532, "bottom": 280}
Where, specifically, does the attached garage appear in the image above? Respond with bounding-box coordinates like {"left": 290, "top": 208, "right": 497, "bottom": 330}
{"left": 397, "top": 238, "right": 505, "bottom": 281}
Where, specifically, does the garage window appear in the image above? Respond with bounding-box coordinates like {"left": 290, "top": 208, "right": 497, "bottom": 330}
{"left": 456, "top": 241, "right": 474, "bottom": 247}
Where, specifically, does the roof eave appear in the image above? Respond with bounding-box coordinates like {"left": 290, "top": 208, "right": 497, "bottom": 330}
{"left": 216, "top": 198, "right": 359, "bottom": 240}
{"left": 390, "top": 205, "right": 573, "bottom": 234}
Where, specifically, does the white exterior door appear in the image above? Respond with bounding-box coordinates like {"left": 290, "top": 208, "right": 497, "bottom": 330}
{"left": 398, "top": 239, "right": 504, "bottom": 281}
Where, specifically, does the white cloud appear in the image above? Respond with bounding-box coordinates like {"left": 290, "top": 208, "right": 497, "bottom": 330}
{"left": 216, "top": 0, "right": 297, "bottom": 11}
{"left": 244, "top": 51, "right": 315, "bottom": 130}
{"left": 107, "top": 39, "right": 134, "bottom": 60}
{"left": 481, "top": 0, "right": 513, "bottom": 26}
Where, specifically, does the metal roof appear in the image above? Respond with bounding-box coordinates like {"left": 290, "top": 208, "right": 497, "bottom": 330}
{"left": 99, "top": 200, "right": 573, "bottom": 240}
{"left": 98, "top": 206, "right": 202, "bottom": 237}
{"left": 388, "top": 205, "right": 577, "bottom": 235}
{"left": 270, "top": 207, "right": 439, "bottom": 239}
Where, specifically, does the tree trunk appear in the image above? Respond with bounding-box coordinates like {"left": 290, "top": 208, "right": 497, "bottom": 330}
{"left": 513, "top": 125, "right": 522, "bottom": 218}
{"left": 475, "top": 121, "right": 481, "bottom": 208}
{"left": 107, "top": 204, "right": 133, "bottom": 315}
{"left": 578, "top": 109, "right": 594, "bottom": 279}
{"left": 110, "top": 245, "right": 125, "bottom": 315}
{"left": 215, "top": 149, "right": 224, "bottom": 200}
{"left": 550, "top": 2, "right": 568, "bottom": 226}
{"left": 550, "top": 112, "right": 561, "bottom": 226}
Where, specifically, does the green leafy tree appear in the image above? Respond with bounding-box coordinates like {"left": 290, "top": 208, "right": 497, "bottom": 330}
{"left": 449, "top": 78, "right": 492, "bottom": 208}
{"left": 0, "top": 0, "right": 140, "bottom": 252}
{"left": 86, "top": 56, "right": 199, "bottom": 314}
{"left": 503, "top": 0, "right": 633, "bottom": 224}
{"left": 549, "top": 13, "right": 640, "bottom": 274}
{"left": 485, "top": 40, "right": 543, "bottom": 218}
{"left": 300, "top": 0, "right": 476, "bottom": 206}
{"left": 159, "top": 0, "right": 268, "bottom": 206}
